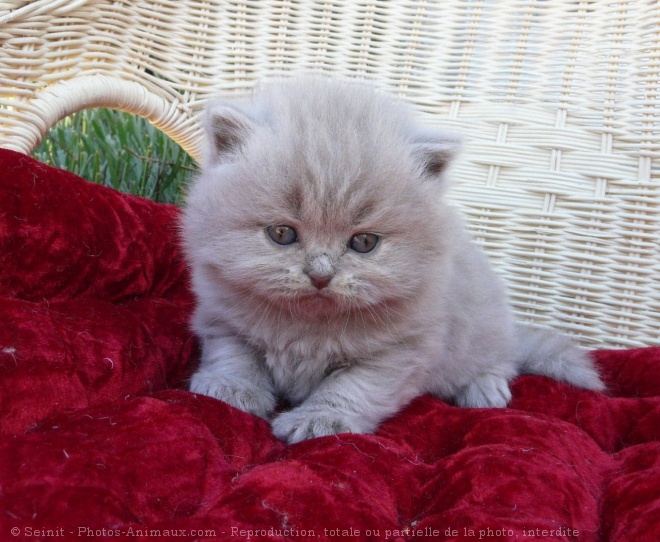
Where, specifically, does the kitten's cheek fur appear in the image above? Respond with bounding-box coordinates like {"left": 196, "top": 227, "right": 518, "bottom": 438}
{"left": 189, "top": 370, "right": 276, "bottom": 419}
{"left": 271, "top": 407, "right": 373, "bottom": 444}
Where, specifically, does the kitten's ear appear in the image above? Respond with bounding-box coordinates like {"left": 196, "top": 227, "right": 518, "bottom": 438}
{"left": 204, "top": 101, "right": 258, "bottom": 163}
{"left": 411, "top": 130, "right": 462, "bottom": 179}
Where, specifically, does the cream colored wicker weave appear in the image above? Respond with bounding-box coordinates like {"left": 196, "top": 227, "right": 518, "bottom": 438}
{"left": 1, "top": 0, "right": 658, "bottom": 349}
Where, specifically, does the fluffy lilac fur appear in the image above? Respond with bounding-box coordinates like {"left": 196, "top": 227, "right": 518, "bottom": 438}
{"left": 182, "top": 75, "right": 604, "bottom": 444}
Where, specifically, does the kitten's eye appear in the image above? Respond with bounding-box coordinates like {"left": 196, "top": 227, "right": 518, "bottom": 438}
{"left": 266, "top": 225, "right": 298, "bottom": 245}
{"left": 349, "top": 233, "right": 379, "bottom": 253}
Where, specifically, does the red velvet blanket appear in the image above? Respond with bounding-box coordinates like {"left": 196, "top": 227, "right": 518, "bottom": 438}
{"left": 1, "top": 148, "right": 658, "bottom": 542}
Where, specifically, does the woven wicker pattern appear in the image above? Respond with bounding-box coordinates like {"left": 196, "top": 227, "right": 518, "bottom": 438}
{"left": 1, "top": 0, "right": 658, "bottom": 348}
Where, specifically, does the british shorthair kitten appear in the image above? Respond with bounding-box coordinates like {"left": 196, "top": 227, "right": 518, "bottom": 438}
{"left": 182, "top": 75, "right": 604, "bottom": 444}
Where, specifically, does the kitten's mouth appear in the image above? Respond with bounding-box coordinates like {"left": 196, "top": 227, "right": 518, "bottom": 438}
{"left": 299, "top": 290, "right": 336, "bottom": 304}
{"left": 283, "top": 289, "right": 344, "bottom": 316}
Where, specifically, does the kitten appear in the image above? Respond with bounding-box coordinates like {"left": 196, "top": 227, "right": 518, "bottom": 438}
{"left": 182, "top": 75, "right": 604, "bottom": 444}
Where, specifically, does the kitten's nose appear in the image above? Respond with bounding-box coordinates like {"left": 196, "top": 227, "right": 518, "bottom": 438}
{"left": 309, "top": 274, "right": 332, "bottom": 290}
{"left": 304, "top": 253, "right": 335, "bottom": 290}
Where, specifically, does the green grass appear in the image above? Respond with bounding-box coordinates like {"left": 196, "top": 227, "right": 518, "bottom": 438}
{"left": 32, "top": 109, "right": 196, "bottom": 205}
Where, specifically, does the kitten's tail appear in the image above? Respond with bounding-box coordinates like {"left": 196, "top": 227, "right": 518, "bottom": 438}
{"left": 514, "top": 324, "right": 605, "bottom": 391}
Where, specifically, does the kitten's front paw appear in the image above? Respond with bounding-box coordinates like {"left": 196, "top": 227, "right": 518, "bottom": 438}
{"left": 190, "top": 370, "right": 276, "bottom": 419}
{"left": 455, "top": 373, "right": 512, "bottom": 408}
{"left": 272, "top": 407, "right": 367, "bottom": 444}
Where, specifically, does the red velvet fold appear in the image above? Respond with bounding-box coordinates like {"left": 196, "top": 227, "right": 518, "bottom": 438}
{"left": 1, "top": 149, "right": 658, "bottom": 542}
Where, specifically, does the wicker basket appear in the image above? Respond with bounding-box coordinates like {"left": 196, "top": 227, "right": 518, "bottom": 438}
{"left": 1, "top": 0, "right": 658, "bottom": 348}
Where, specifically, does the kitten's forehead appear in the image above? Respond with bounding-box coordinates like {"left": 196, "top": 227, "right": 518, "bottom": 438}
{"left": 232, "top": 79, "right": 444, "bottom": 231}
{"left": 252, "top": 78, "right": 422, "bottom": 227}
{"left": 277, "top": 81, "right": 411, "bottom": 152}
{"left": 282, "top": 174, "right": 382, "bottom": 228}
